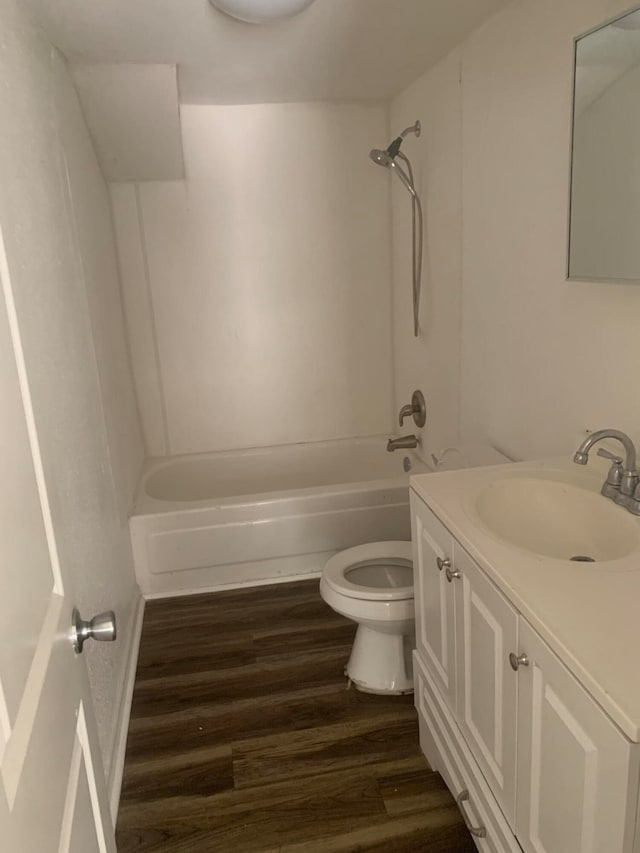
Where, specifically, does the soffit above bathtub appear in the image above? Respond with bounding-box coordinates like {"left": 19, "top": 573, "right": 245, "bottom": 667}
{"left": 72, "top": 65, "right": 185, "bottom": 181}
{"left": 26, "top": 0, "right": 511, "bottom": 104}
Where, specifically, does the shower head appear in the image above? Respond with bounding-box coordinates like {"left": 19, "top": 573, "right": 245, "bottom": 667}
{"left": 369, "top": 148, "right": 393, "bottom": 168}
{"left": 369, "top": 121, "right": 421, "bottom": 169}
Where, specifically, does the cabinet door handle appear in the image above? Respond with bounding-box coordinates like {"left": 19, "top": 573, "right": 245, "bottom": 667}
{"left": 445, "top": 566, "right": 461, "bottom": 582}
{"left": 436, "top": 556, "right": 451, "bottom": 572}
{"left": 509, "top": 652, "right": 529, "bottom": 671}
{"left": 456, "top": 790, "right": 487, "bottom": 838}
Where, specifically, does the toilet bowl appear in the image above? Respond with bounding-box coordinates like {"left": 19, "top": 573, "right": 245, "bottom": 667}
{"left": 319, "top": 541, "right": 415, "bottom": 695}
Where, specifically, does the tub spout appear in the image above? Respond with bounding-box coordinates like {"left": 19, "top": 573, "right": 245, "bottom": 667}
{"left": 387, "top": 435, "right": 420, "bottom": 452}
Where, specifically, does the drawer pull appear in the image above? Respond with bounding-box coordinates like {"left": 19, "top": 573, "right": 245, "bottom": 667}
{"left": 445, "top": 566, "right": 461, "bottom": 582}
{"left": 436, "top": 556, "right": 451, "bottom": 572}
{"left": 456, "top": 789, "right": 487, "bottom": 838}
{"left": 509, "top": 652, "right": 529, "bottom": 671}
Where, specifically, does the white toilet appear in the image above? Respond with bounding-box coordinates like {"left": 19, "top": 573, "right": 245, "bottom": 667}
{"left": 319, "top": 540, "right": 415, "bottom": 695}
{"left": 319, "top": 445, "right": 510, "bottom": 695}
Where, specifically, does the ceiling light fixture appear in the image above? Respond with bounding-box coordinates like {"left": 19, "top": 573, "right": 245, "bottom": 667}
{"left": 209, "top": 0, "right": 317, "bottom": 24}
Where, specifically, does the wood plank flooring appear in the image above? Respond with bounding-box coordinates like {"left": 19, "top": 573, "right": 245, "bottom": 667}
{"left": 116, "top": 579, "right": 475, "bottom": 852}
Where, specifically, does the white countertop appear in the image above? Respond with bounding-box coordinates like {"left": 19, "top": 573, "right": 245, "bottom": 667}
{"left": 411, "top": 456, "right": 640, "bottom": 742}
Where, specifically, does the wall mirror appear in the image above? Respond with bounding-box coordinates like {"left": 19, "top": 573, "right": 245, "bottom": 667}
{"left": 568, "top": 6, "right": 640, "bottom": 282}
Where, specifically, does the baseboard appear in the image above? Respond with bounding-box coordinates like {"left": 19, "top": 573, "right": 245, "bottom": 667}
{"left": 107, "top": 592, "right": 145, "bottom": 824}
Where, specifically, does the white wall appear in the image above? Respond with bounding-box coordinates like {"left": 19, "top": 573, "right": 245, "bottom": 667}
{"left": 0, "top": 0, "right": 144, "bottom": 779}
{"left": 392, "top": 0, "right": 640, "bottom": 464}
{"left": 112, "top": 102, "right": 394, "bottom": 456}
{"left": 390, "top": 51, "right": 463, "bottom": 463}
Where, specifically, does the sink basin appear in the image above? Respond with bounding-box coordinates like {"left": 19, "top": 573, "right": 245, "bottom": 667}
{"left": 474, "top": 477, "right": 640, "bottom": 561}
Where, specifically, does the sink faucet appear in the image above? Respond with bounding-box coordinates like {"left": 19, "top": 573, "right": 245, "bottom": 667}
{"left": 573, "top": 429, "right": 640, "bottom": 514}
{"left": 387, "top": 435, "right": 420, "bottom": 453}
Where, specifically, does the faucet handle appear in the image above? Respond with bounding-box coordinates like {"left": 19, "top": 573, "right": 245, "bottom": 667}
{"left": 398, "top": 390, "right": 426, "bottom": 428}
{"left": 598, "top": 448, "right": 624, "bottom": 498}
{"left": 597, "top": 448, "right": 623, "bottom": 465}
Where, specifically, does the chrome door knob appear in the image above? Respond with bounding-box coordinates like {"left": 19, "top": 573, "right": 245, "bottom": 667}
{"left": 509, "top": 652, "right": 529, "bottom": 671}
{"left": 445, "top": 566, "right": 461, "bottom": 582}
{"left": 436, "top": 556, "right": 451, "bottom": 572}
{"left": 72, "top": 608, "right": 117, "bottom": 654}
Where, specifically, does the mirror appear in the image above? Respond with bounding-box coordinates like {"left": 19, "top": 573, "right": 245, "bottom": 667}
{"left": 568, "top": 6, "right": 640, "bottom": 282}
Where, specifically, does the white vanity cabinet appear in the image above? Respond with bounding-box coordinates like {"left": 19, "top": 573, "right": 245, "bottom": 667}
{"left": 453, "top": 544, "right": 518, "bottom": 829}
{"left": 515, "top": 620, "right": 639, "bottom": 853}
{"left": 410, "top": 490, "right": 640, "bottom": 853}
{"left": 410, "top": 497, "right": 457, "bottom": 711}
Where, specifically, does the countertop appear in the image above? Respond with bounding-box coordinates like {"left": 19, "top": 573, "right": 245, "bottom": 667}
{"left": 410, "top": 456, "right": 640, "bottom": 742}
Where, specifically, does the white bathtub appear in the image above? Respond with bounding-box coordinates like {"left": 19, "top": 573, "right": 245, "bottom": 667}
{"left": 129, "top": 436, "right": 507, "bottom": 598}
{"left": 130, "top": 436, "right": 427, "bottom": 597}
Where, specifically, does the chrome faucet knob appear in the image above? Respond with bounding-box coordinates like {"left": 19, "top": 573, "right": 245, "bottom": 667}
{"left": 597, "top": 448, "right": 623, "bottom": 465}
{"left": 398, "top": 390, "right": 426, "bottom": 428}
{"left": 597, "top": 448, "right": 624, "bottom": 498}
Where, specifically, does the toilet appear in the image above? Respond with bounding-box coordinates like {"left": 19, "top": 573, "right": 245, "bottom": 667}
{"left": 319, "top": 444, "right": 510, "bottom": 695}
{"left": 319, "top": 541, "right": 415, "bottom": 695}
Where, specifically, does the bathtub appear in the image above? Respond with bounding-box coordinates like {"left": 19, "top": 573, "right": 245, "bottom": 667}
{"left": 129, "top": 436, "right": 426, "bottom": 597}
{"left": 129, "top": 436, "right": 507, "bottom": 598}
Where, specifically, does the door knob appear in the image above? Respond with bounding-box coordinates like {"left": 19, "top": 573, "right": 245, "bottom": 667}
{"left": 72, "top": 608, "right": 117, "bottom": 654}
{"left": 509, "top": 652, "right": 529, "bottom": 671}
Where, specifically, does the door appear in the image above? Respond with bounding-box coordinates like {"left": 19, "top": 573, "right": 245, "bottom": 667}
{"left": 453, "top": 544, "right": 518, "bottom": 830}
{"left": 516, "top": 620, "right": 638, "bottom": 853}
{"left": 0, "top": 231, "right": 115, "bottom": 851}
{"left": 410, "top": 492, "right": 457, "bottom": 711}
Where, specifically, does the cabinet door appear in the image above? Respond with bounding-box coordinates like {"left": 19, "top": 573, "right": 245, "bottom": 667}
{"left": 410, "top": 492, "right": 456, "bottom": 711}
{"left": 453, "top": 544, "right": 518, "bottom": 830}
{"left": 516, "top": 620, "right": 639, "bottom": 853}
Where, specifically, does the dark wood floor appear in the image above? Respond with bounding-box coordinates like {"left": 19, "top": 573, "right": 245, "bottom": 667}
{"left": 116, "top": 579, "right": 475, "bottom": 852}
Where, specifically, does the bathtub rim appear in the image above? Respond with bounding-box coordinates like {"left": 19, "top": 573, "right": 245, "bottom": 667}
{"left": 131, "top": 472, "right": 425, "bottom": 518}
{"left": 132, "top": 435, "right": 429, "bottom": 516}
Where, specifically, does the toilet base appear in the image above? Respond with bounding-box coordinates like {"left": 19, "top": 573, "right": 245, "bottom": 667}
{"left": 345, "top": 624, "right": 415, "bottom": 695}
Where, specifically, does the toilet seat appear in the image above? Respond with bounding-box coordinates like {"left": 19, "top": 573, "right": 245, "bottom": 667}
{"left": 322, "top": 541, "right": 413, "bottom": 601}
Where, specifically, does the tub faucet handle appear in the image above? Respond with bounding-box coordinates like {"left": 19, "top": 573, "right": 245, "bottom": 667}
{"left": 398, "top": 390, "right": 426, "bottom": 428}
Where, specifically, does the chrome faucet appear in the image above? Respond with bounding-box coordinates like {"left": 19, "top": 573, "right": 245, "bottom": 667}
{"left": 387, "top": 434, "right": 420, "bottom": 453}
{"left": 573, "top": 429, "right": 640, "bottom": 514}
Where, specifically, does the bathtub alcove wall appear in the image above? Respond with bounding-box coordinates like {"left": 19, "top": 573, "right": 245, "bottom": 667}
{"left": 109, "top": 101, "right": 415, "bottom": 596}
{"left": 111, "top": 103, "right": 395, "bottom": 457}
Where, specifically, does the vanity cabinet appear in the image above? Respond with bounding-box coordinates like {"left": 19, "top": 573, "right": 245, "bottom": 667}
{"left": 411, "top": 499, "right": 457, "bottom": 710}
{"left": 515, "top": 620, "right": 638, "bottom": 853}
{"left": 453, "top": 544, "right": 518, "bottom": 829}
{"left": 410, "top": 491, "right": 640, "bottom": 853}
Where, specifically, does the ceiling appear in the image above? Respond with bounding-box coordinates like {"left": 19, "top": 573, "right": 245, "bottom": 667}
{"left": 26, "top": 0, "right": 510, "bottom": 104}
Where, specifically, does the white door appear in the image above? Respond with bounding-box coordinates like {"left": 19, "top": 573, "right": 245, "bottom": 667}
{"left": 410, "top": 493, "right": 457, "bottom": 711}
{"left": 0, "top": 232, "right": 115, "bottom": 852}
{"left": 453, "top": 543, "right": 518, "bottom": 830}
{"left": 516, "top": 620, "right": 638, "bottom": 853}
